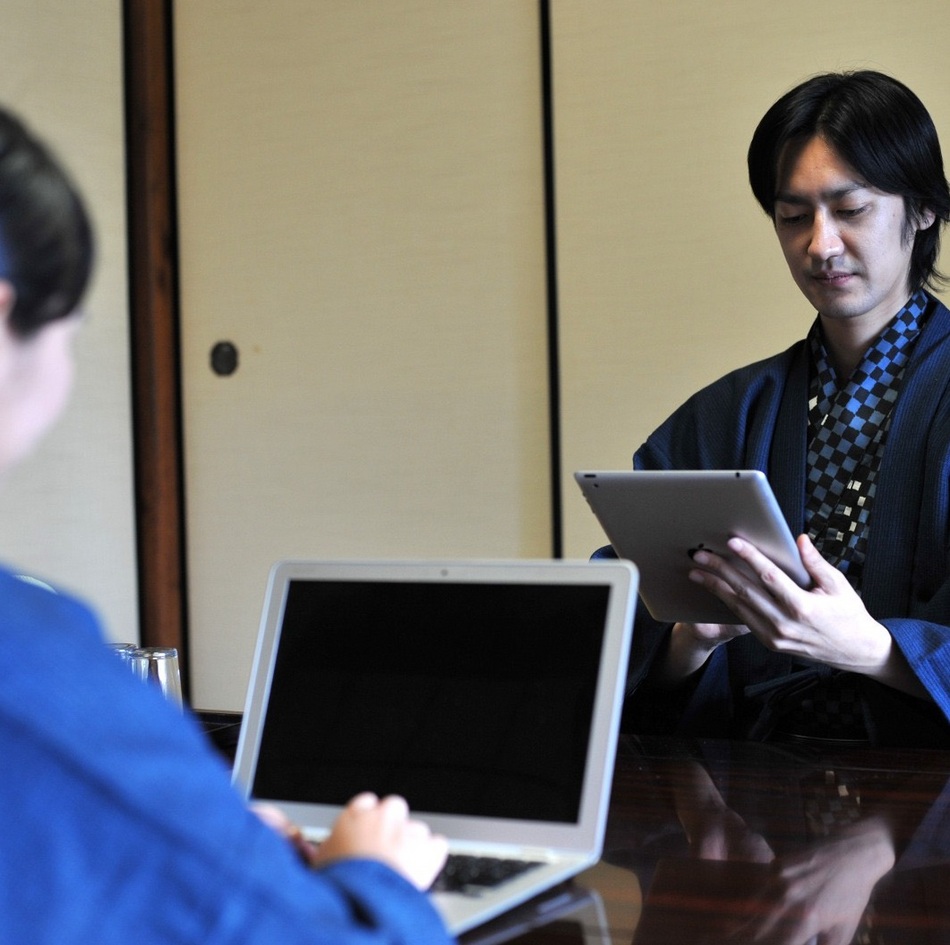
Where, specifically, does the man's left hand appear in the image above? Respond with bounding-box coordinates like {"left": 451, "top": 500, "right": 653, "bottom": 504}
{"left": 688, "top": 533, "right": 928, "bottom": 698}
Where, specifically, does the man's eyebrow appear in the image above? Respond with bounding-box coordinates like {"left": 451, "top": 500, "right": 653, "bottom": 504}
{"left": 774, "top": 183, "right": 869, "bottom": 205}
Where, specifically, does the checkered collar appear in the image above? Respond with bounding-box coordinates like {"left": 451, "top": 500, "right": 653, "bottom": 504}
{"left": 804, "top": 289, "right": 929, "bottom": 585}
{"left": 807, "top": 289, "right": 929, "bottom": 404}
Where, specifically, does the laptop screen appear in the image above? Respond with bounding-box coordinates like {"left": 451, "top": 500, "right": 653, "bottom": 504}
{"left": 250, "top": 578, "right": 611, "bottom": 824}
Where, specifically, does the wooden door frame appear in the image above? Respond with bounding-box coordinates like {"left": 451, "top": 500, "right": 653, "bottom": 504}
{"left": 123, "top": 0, "right": 188, "bottom": 673}
{"left": 120, "top": 1, "right": 564, "bottom": 698}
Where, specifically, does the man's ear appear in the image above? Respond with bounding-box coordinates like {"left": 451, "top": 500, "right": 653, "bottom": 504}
{"left": 915, "top": 204, "right": 937, "bottom": 232}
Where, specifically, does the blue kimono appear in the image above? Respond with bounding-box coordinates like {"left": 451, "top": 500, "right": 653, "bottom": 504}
{"left": 0, "top": 567, "right": 452, "bottom": 945}
{"left": 619, "top": 293, "right": 950, "bottom": 746}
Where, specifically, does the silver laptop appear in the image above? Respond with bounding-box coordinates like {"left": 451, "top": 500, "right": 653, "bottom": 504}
{"left": 232, "top": 558, "right": 638, "bottom": 936}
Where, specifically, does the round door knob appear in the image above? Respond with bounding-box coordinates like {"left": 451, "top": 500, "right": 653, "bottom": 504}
{"left": 210, "top": 341, "right": 239, "bottom": 377}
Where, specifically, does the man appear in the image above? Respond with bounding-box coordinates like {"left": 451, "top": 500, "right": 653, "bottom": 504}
{"left": 618, "top": 71, "right": 950, "bottom": 745}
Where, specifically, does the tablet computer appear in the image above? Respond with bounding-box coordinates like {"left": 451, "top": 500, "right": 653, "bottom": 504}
{"left": 574, "top": 469, "right": 809, "bottom": 624}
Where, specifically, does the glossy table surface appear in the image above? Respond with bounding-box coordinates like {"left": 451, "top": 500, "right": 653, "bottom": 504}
{"left": 460, "top": 734, "right": 950, "bottom": 945}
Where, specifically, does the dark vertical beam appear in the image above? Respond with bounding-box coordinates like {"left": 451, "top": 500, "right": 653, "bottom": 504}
{"left": 539, "top": 0, "right": 563, "bottom": 558}
{"left": 123, "top": 0, "right": 189, "bottom": 689}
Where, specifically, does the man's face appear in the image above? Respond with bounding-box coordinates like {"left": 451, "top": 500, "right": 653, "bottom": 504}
{"left": 773, "top": 135, "right": 932, "bottom": 331}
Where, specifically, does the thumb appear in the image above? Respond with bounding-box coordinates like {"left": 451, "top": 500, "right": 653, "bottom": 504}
{"left": 796, "top": 533, "right": 843, "bottom": 590}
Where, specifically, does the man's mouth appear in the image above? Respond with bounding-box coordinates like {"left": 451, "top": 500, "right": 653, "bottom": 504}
{"left": 812, "top": 271, "right": 853, "bottom": 286}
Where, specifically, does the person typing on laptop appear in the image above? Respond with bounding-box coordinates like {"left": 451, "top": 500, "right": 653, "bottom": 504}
{"left": 606, "top": 72, "right": 950, "bottom": 746}
{"left": 0, "top": 107, "right": 451, "bottom": 944}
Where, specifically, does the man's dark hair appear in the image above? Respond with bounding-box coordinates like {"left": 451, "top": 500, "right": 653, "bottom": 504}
{"left": 0, "top": 109, "right": 94, "bottom": 337}
{"left": 748, "top": 71, "right": 950, "bottom": 292}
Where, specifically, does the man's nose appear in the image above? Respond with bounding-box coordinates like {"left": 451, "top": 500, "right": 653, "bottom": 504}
{"left": 808, "top": 211, "right": 844, "bottom": 261}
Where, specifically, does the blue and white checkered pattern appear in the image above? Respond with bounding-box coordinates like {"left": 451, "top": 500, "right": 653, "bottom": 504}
{"left": 805, "top": 290, "right": 928, "bottom": 589}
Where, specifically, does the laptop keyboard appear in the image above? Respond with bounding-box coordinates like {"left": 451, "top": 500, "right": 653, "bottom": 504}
{"left": 431, "top": 854, "right": 542, "bottom": 895}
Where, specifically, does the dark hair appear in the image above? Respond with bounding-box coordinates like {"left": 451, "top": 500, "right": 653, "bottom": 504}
{"left": 0, "top": 108, "right": 94, "bottom": 337}
{"left": 748, "top": 71, "right": 950, "bottom": 292}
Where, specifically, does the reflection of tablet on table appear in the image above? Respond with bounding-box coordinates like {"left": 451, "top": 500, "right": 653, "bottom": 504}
{"left": 574, "top": 470, "right": 809, "bottom": 624}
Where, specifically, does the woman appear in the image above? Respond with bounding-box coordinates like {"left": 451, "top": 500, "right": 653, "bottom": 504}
{"left": 0, "top": 107, "right": 450, "bottom": 944}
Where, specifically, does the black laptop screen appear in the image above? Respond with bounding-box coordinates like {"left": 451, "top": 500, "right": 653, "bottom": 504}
{"left": 251, "top": 579, "right": 611, "bottom": 824}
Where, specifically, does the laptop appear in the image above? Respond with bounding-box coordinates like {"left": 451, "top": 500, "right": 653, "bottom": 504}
{"left": 232, "top": 558, "right": 638, "bottom": 935}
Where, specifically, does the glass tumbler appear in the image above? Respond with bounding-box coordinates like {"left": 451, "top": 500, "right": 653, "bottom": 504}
{"left": 130, "top": 646, "right": 183, "bottom": 708}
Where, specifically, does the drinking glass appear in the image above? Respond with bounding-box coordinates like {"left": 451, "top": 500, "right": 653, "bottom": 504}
{"left": 106, "top": 642, "right": 137, "bottom": 664}
{"left": 130, "top": 646, "right": 183, "bottom": 708}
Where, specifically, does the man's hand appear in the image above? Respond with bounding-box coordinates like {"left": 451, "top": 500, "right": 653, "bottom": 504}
{"left": 686, "top": 533, "right": 928, "bottom": 698}
{"left": 660, "top": 620, "right": 751, "bottom": 684}
{"left": 733, "top": 817, "right": 895, "bottom": 945}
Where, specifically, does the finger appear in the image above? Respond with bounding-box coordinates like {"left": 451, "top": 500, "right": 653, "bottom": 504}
{"left": 285, "top": 825, "right": 321, "bottom": 866}
{"left": 414, "top": 833, "right": 450, "bottom": 890}
{"left": 690, "top": 546, "right": 766, "bottom": 596}
{"left": 699, "top": 573, "right": 780, "bottom": 626}
{"left": 796, "top": 533, "right": 849, "bottom": 592}
{"left": 379, "top": 794, "right": 410, "bottom": 820}
{"left": 721, "top": 537, "right": 831, "bottom": 621}
{"left": 347, "top": 792, "right": 379, "bottom": 811}
{"left": 251, "top": 802, "right": 292, "bottom": 832}
{"left": 250, "top": 802, "right": 320, "bottom": 865}
{"left": 725, "top": 537, "right": 799, "bottom": 593}
{"left": 689, "top": 547, "right": 789, "bottom": 628}
{"left": 402, "top": 816, "right": 435, "bottom": 845}
{"left": 689, "top": 543, "right": 780, "bottom": 607}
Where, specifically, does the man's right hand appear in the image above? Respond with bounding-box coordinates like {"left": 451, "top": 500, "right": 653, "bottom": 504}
{"left": 659, "top": 621, "right": 751, "bottom": 684}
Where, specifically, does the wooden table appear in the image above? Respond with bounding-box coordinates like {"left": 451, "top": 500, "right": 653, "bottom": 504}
{"left": 461, "top": 734, "right": 950, "bottom": 944}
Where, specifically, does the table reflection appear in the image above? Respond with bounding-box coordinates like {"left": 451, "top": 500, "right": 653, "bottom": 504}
{"left": 604, "top": 736, "right": 950, "bottom": 944}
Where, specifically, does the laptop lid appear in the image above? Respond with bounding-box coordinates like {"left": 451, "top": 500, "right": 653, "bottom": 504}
{"left": 232, "top": 558, "right": 637, "bottom": 934}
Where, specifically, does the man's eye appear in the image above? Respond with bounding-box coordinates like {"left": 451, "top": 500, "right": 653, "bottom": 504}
{"left": 778, "top": 213, "right": 807, "bottom": 226}
{"left": 838, "top": 206, "right": 868, "bottom": 218}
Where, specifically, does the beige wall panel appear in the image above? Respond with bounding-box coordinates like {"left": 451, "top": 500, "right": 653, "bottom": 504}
{"left": 0, "top": 3, "right": 137, "bottom": 641}
{"left": 554, "top": 0, "right": 950, "bottom": 558}
{"left": 176, "top": 2, "right": 550, "bottom": 708}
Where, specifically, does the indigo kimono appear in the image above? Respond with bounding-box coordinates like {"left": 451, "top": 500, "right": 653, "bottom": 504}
{"left": 619, "top": 293, "right": 950, "bottom": 746}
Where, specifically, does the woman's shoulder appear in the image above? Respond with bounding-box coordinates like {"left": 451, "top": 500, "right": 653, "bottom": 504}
{"left": 0, "top": 563, "right": 100, "bottom": 630}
